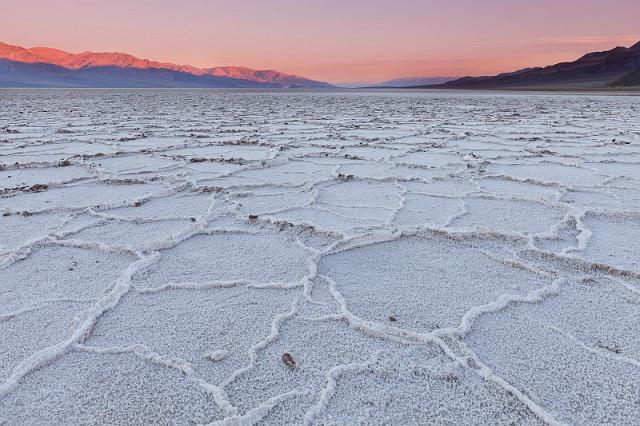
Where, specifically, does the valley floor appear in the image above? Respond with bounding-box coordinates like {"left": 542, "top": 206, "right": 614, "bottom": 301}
{"left": 0, "top": 89, "right": 639, "bottom": 425}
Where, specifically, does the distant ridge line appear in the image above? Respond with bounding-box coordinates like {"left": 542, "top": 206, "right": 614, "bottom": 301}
{"left": 406, "top": 41, "right": 640, "bottom": 90}
{"left": 0, "top": 41, "right": 333, "bottom": 88}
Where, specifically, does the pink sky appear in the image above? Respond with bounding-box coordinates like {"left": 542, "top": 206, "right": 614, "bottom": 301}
{"left": 2, "top": 0, "right": 639, "bottom": 83}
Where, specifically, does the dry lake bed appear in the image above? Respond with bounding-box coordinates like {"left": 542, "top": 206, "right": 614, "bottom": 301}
{"left": 1, "top": 89, "right": 639, "bottom": 425}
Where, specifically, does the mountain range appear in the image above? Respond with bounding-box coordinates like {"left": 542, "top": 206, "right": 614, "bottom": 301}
{"left": 373, "top": 76, "right": 455, "bottom": 87}
{"left": 0, "top": 41, "right": 332, "bottom": 88}
{"left": 414, "top": 41, "right": 640, "bottom": 90}
{"left": 3, "top": 40, "right": 640, "bottom": 90}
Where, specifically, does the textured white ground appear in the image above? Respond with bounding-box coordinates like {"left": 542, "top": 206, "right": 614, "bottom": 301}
{"left": 0, "top": 89, "right": 639, "bottom": 425}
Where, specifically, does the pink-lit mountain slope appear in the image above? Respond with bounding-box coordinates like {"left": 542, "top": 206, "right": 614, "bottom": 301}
{"left": 0, "top": 41, "right": 333, "bottom": 88}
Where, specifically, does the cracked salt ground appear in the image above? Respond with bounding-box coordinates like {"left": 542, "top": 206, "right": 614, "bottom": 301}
{"left": 580, "top": 213, "right": 640, "bottom": 273}
{"left": 0, "top": 181, "right": 169, "bottom": 214}
{"left": 0, "top": 166, "right": 91, "bottom": 192}
{"left": 63, "top": 218, "right": 196, "bottom": 252}
{"left": 318, "top": 234, "right": 552, "bottom": 334}
{"left": 87, "top": 286, "right": 298, "bottom": 386}
{"left": 164, "top": 145, "right": 276, "bottom": 162}
{"left": 486, "top": 163, "right": 607, "bottom": 188}
{"left": 1, "top": 145, "right": 117, "bottom": 165}
{"left": 103, "top": 192, "right": 217, "bottom": 220}
{"left": 449, "top": 197, "right": 568, "bottom": 235}
{"left": 585, "top": 162, "right": 640, "bottom": 180}
{"left": 83, "top": 154, "right": 181, "bottom": 176}
{"left": 334, "top": 162, "right": 397, "bottom": 180}
{"left": 0, "top": 300, "right": 92, "bottom": 381}
{"left": 229, "top": 188, "right": 311, "bottom": 217}
{"left": 0, "top": 351, "right": 225, "bottom": 425}
{"left": 392, "top": 193, "right": 464, "bottom": 228}
{"left": 0, "top": 212, "right": 70, "bottom": 253}
{"left": 130, "top": 231, "right": 310, "bottom": 289}
{"left": 0, "top": 244, "right": 136, "bottom": 313}
{"left": 234, "top": 161, "right": 334, "bottom": 186}
{"left": 580, "top": 185, "right": 640, "bottom": 212}
{"left": 464, "top": 277, "right": 640, "bottom": 425}
{"left": 389, "top": 163, "right": 459, "bottom": 180}
{"left": 1, "top": 90, "right": 640, "bottom": 425}
{"left": 477, "top": 178, "right": 560, "bottom": 202}
{"left": 312, "top": 348, "right": 544, "bottom": 426}
{"left": 226, "top": 316, "right": 542, "bottom": 425}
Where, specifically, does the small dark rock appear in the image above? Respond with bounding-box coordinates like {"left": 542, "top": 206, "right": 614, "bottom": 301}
{"left": 281, "top": 352, "right": 297, "bottom": 370}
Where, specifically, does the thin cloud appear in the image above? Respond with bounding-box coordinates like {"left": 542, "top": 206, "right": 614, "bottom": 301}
{"left": 479, "top": 34, "right": 640, "bottom": 49}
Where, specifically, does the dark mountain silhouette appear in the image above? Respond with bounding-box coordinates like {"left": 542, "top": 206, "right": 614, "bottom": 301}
{"left": 609, "top": 68, "right": 640, "bottom": 87}
{"left": 414, "top": 41, "right": 640, "bottom": 90}
{"left": 0, "top": 41, "right": 333, "bottom": 88}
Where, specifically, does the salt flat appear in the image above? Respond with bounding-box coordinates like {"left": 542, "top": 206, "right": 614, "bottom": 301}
{"left": 0, "top": 89, "right": 639, "bottom": 425}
